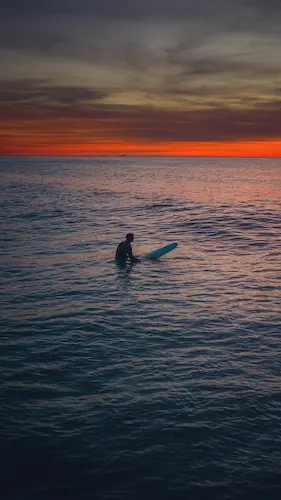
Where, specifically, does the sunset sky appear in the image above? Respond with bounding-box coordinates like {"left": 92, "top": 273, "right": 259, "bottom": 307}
{"left": 1, "top": 0, "right": 281, "bottom": 156}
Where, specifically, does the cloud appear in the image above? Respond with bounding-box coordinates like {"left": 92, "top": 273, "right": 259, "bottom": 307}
{"left": 2, "top": 0, "right": 281, "bottom": 17}
{"left": 0, "top": 79, "right": 107, "bottom": 105}
{"left": 1, "top": 0, "right": 281, "bottom": 32}
{"left": 107, "top": 104, "right": 281, "bottom": 143}
{"left": 1, "top": 0, "right": 280, "bottom": 83}
{"left": 1, "top": 79, "right": 281, "bottom": 145}
{"left": 1, "top": 1, "right": 280, "bottom": 153}
{"left": 1, "top": 0, "right": 280, "bottom": 80}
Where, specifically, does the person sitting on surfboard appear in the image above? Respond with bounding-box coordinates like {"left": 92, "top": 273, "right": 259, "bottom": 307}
{"left": 115, "top": 233, "right": 139, "bottom": 266}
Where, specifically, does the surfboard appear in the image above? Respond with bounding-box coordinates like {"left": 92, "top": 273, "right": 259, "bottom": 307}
{"left": 145, "top": 242, "right": 178, "bottom": 260}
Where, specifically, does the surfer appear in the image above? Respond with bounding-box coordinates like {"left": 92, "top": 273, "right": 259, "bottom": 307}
{"left": 115, "top": 233, "right": 139, "bottom": 266}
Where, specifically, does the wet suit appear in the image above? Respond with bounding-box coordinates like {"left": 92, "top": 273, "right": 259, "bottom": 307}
{"left": 115, "top": 240, "right": 138, "bottom": 266}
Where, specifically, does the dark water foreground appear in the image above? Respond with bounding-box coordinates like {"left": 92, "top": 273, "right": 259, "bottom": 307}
{"left": 1, "top": 157, "right": 281, "bottom": 499}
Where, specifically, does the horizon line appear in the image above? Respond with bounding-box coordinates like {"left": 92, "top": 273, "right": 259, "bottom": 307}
{"left": 1, "top": 154, "right": 281, "bottom": 159}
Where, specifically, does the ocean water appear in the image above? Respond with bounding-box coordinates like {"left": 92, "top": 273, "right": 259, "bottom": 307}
{"left": 1, "top": 156, "right": 281, "bottom": 500}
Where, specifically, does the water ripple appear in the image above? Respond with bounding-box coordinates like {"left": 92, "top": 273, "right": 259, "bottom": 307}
{"left": 1, "top": 157, "right": 281, "bottom": 500}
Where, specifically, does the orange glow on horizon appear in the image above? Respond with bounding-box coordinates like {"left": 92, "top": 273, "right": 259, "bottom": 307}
{"left": 1, "top": 139, "right": 281, "bottom": 157}
{"left": 1, "top": 104, "right": 281, "bottom": 157}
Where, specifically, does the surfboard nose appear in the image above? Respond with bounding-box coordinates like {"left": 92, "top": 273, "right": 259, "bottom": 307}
{"left": 145, "top": 242, "right": 178, "bottom": 260}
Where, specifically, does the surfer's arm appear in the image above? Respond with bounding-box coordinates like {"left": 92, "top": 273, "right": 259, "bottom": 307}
{"left": 131, "top": 255, "right": 139, "bottom": 263}
{"left": 127, "top": 244, "right": 139, "bottom": 263}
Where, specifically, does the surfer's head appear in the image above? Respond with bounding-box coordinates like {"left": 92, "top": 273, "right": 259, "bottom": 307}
{"left": 126, "top": 233, "right": 134, "bottom": 242}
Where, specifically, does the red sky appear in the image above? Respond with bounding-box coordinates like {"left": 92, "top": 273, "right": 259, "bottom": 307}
{"left": 1, "top": 97, "right": 281, "bottom": 156}
{"left": 1, "top": 1, "right": 281, "bottom": 157}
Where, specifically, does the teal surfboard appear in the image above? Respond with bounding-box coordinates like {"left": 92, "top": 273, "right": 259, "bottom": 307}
{"left": 145, "top": 242, "right": 178, "bottom": 260}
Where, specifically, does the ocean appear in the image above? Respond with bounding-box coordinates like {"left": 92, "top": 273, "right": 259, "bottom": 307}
{"left": 1, "top": 156, "right": 281, "bottom": 500}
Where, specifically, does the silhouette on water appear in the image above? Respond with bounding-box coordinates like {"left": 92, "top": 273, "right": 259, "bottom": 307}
{"left": 115, "top": 233, "right": 139, "bottom": 267}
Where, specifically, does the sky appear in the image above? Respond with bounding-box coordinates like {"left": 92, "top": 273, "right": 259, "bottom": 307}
{"left": 1, "top": 0, "right": 281, "bottom": 156}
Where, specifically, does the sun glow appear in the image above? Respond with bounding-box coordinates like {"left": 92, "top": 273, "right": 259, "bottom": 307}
{"left": 2, "top": 137, "right": 281, "bottom": 157}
